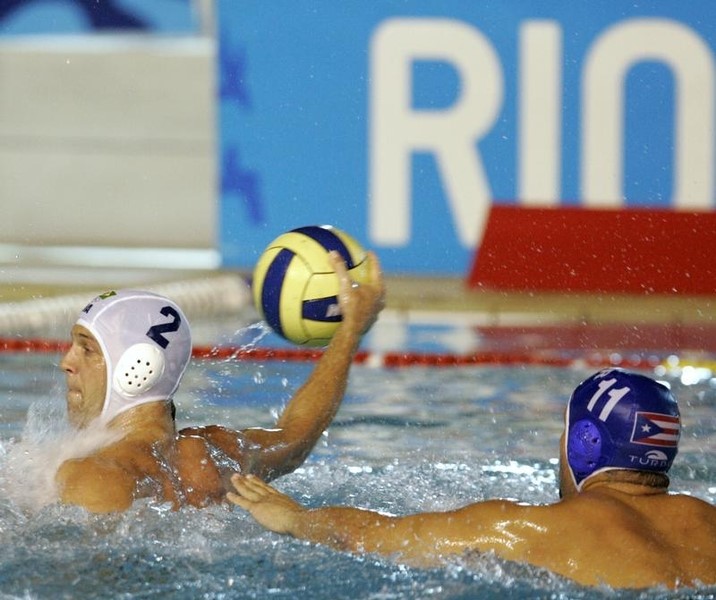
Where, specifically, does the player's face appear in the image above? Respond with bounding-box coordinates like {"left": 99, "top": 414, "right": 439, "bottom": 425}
{"left": 60, "top": 325, "right": 107, "bottom": 428}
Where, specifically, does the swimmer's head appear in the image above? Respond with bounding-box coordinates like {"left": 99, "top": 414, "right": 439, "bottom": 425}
{"left": 565, "top": 368, "right": 680, "bottom": 491}
{"left": 76, "top": 290, "right": 192, "bottom": 426}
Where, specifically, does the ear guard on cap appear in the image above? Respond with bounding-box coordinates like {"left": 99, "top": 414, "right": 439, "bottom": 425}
{"left": 113, "top": 343, "right": 166, "bottom": 397}
{"left": 567, "top": 419, "right": 604, "bottom": 480}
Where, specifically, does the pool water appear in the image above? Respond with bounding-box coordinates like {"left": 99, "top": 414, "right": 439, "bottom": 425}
{"left": 0, "top": 318, "right": 714, "bottom": 599}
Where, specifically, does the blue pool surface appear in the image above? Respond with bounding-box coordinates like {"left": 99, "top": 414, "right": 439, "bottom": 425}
{"left": 0, "top": 316, "right": 714, "bottom": 599}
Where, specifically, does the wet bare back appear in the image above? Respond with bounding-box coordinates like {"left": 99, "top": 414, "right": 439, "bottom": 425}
{"left": 481, "top": 489, "right": 716, "bottom": 588}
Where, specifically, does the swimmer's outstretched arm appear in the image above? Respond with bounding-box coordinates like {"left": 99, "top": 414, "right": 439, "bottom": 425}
{"left": 225, "top": 251, "right": 385, "bottom": 480}
{"left": 227, "top": 474, "right": 535, "bottom": 567}
{"left": 227, "top": 473, "right": 401, "bottom": 554}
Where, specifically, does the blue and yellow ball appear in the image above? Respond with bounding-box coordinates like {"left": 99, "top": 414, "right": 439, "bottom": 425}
{"left": 252, "top": 225, "right": 370, "bottom": 346}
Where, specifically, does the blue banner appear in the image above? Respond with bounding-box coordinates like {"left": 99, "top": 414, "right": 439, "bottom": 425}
{"left": 0, "top": 0, "right": 197, "bottom": 35}
{"left": 218, "top": 1, "right": 715, "bottom": 275}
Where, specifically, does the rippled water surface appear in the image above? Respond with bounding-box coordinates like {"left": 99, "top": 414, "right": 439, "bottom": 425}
{"left": 0, "top": 324, "right": 714, "bottom": 599}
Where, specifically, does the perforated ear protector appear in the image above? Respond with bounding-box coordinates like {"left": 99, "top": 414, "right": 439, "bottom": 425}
{"left": 113, "top": 343, "right": 166, "bottom": 397}
{"left": 567, "top": 419, "right": 604, "bottom": 478}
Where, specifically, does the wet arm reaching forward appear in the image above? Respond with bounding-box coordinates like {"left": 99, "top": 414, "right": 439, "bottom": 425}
{"left": 226, "top": 474, "right": 526, "bottom": 566}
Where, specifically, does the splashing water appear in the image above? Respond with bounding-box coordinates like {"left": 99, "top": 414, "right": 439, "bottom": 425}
{"left": 0, "top": 351, "right": 714, "bottom": 599}
{"left": 0, "top": 397, "right": 122, "bottom": 512}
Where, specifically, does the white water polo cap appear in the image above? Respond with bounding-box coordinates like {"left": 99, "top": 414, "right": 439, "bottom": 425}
{"left": 76, "top": 290, "right": 192, "bottom": 425}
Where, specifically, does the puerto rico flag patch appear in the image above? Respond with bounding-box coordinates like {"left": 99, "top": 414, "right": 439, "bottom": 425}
{"left": 631, "top": 412, "right": 681, "bottom": 447}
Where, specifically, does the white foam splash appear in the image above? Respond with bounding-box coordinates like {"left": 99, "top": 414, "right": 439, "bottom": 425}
{"left": 0, "top": 398, "right": 122, "bottom": 512}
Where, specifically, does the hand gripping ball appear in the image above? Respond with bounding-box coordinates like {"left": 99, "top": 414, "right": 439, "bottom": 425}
{"left": 252, "top": 225, "right": 370, "bottom": 346}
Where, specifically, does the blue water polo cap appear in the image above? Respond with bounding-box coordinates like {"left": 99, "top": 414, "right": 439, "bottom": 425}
{"left": 565, "top": 368, "right": 680, "bottom": 490}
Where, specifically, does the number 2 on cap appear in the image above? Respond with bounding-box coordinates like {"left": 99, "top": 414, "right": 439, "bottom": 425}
{"left": 146, "top": 306, "right": 181, "bottom": 349}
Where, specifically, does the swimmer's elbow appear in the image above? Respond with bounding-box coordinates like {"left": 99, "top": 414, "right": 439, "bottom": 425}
{"left": 262, "top": 451, "right": 310, "bottom": 482}
{"left": 56, "top": 459, "right": 134, "bottom": 513}
{"left": 241, "top": 433, "right": 314, "bottom": 482}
